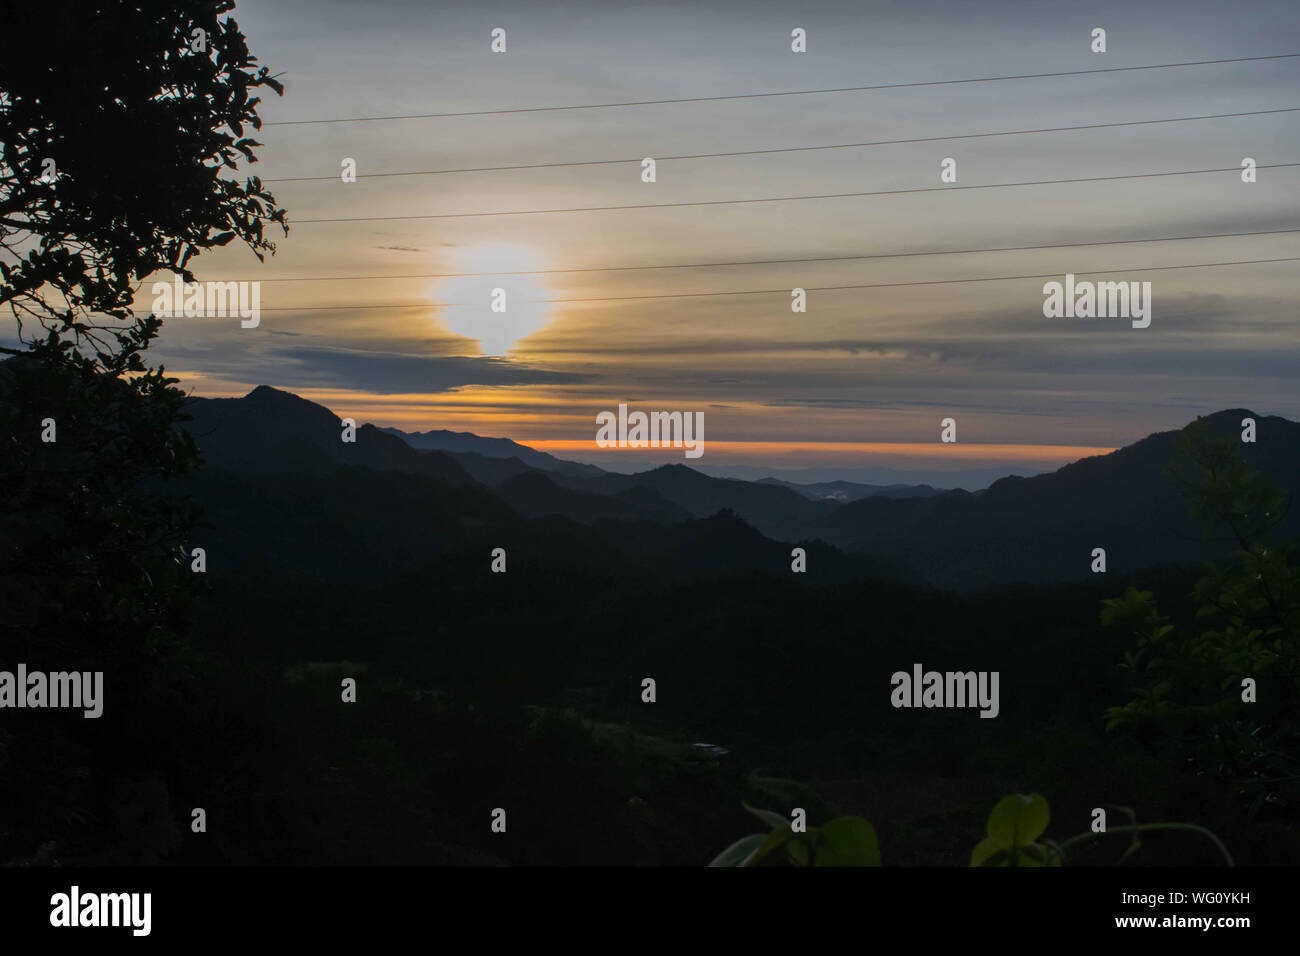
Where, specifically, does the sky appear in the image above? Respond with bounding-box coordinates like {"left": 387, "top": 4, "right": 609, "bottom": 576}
{"left": 139, "top": 0, "right": 1299, "bottom": 485}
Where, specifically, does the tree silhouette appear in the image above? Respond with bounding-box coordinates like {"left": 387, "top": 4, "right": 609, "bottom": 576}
{"left": 1104, "top": 418, "right": 1300, "bottom": 814}
{"left": 0, "top": 0, "right": 286, "bottom": 361}
{"left": 0, "top": 0, "right": 285, "bottom": 864}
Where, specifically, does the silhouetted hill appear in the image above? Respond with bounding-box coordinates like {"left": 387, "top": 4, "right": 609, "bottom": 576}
{"left": 180, "top": 460, "right": 881, "bottom": 584}
{"left": 171, "top": 387, "right": 873, "bottom": 582}
{"left": 184, "top": 386, "right": 474, "bottom": 484}
{"left": 497, "top": 471, "right": 689, "bottom": 524}
{"left": 588, "top": 508, "right": 916, "bottom": 583}
{"left": 442, "top": 452, "right": 543, "bottom": 487}
{"left": 380, "top": 424, "right": 603, "bottom": 477}
{"left": 183, "top": 465, "right": 525, "bottom": 577}
{"left": 554, "top": 462, "right": 837, "bottom": 541}
{"left": 179, "top": 387, "right": 1300, "bottom": 590}
{"left": 758, "top": 477, "right": 945, "bottom": 502}
{"left": 817, "top": 409, "right": 1300, "bottom": 589}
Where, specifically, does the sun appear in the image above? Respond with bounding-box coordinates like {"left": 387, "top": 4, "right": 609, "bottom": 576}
{"left": 432, "top": 243, "right": 552, "bottom": 356}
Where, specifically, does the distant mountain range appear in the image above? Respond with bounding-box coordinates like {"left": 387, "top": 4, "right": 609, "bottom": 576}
{"left": 180, "top": 386, "right": 1300, "bottom": 591}
{"left": 757, "top": 477, "right": 946, "bottom": 502}
{"left": 379, "top": 425, "right": 1003, "bottom": 490}
{"left": 377, "top": 425, "right": 603, "bottom": 478}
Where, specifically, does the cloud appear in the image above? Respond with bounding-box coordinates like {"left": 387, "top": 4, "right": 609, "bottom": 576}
{"left": 152, "top": 0, "right": 1300, "bottom": 450}
{"left": 156, "top": 337, "right": 593, "bottom": 394}
{"left": 275, "top": 346, "right": 593, "bottom": 392}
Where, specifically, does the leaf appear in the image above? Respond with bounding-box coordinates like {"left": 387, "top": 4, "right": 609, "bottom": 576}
{"left": 970, "top": 837, "right": 1006, "bottom": 867}
{"left": 986, "top": 793, "right": 1050, "bottom": 849}
{"left": 813, "top": 817, "right": 881, "bottom": 866}
{"left": 787, "top": 835, "right": 812, "bottom": 866}
{"left": 709, "top": 834, "right": 767, "bottom": 867}
{"left": 743, "top": 803, "right": 793, "bottom": 831}
{"left": 1014, "top": 843, "right": 1054, "bottom": 866}
{"left": 748, "top": 826, "right": 795, "bottom": 866}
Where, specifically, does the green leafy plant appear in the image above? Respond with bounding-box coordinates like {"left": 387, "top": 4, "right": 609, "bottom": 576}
{"left": 969, "top": 794, "right": 1233, "bottom": 867}
{"left": 970, "top": 793, "right": 1055, "bottom": 866}
{"left": 710, "top": 793, "right": 1232, "bottom": 867}
{"left": 709, "top": 803, "right": 880, "bottom": 866}
{"left": 1104, "top": 418, "right": 1300, "bottom": 811}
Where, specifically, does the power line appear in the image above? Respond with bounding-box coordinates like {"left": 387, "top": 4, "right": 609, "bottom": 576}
{"left": 225, "top": 256, "right": 1300, "bottom": 311}
{"left": 263, "top": 53, "right": 1300, "bottom": 127}
{"left": 262, "top": 107, "right": 1300, "bottom": 183}
{"left": 223, "top": 228, "right": 1300, "bottom": 283}
{"left": 541, "top": 256, "right": 1300, "bottom": 303}
{"left": 291, "top": 163, "right": 1299, "bottom": 224}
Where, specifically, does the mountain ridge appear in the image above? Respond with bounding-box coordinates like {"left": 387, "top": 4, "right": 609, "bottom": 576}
{"left": 178, "top": 386, "right": 1297, "bottom": 590}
